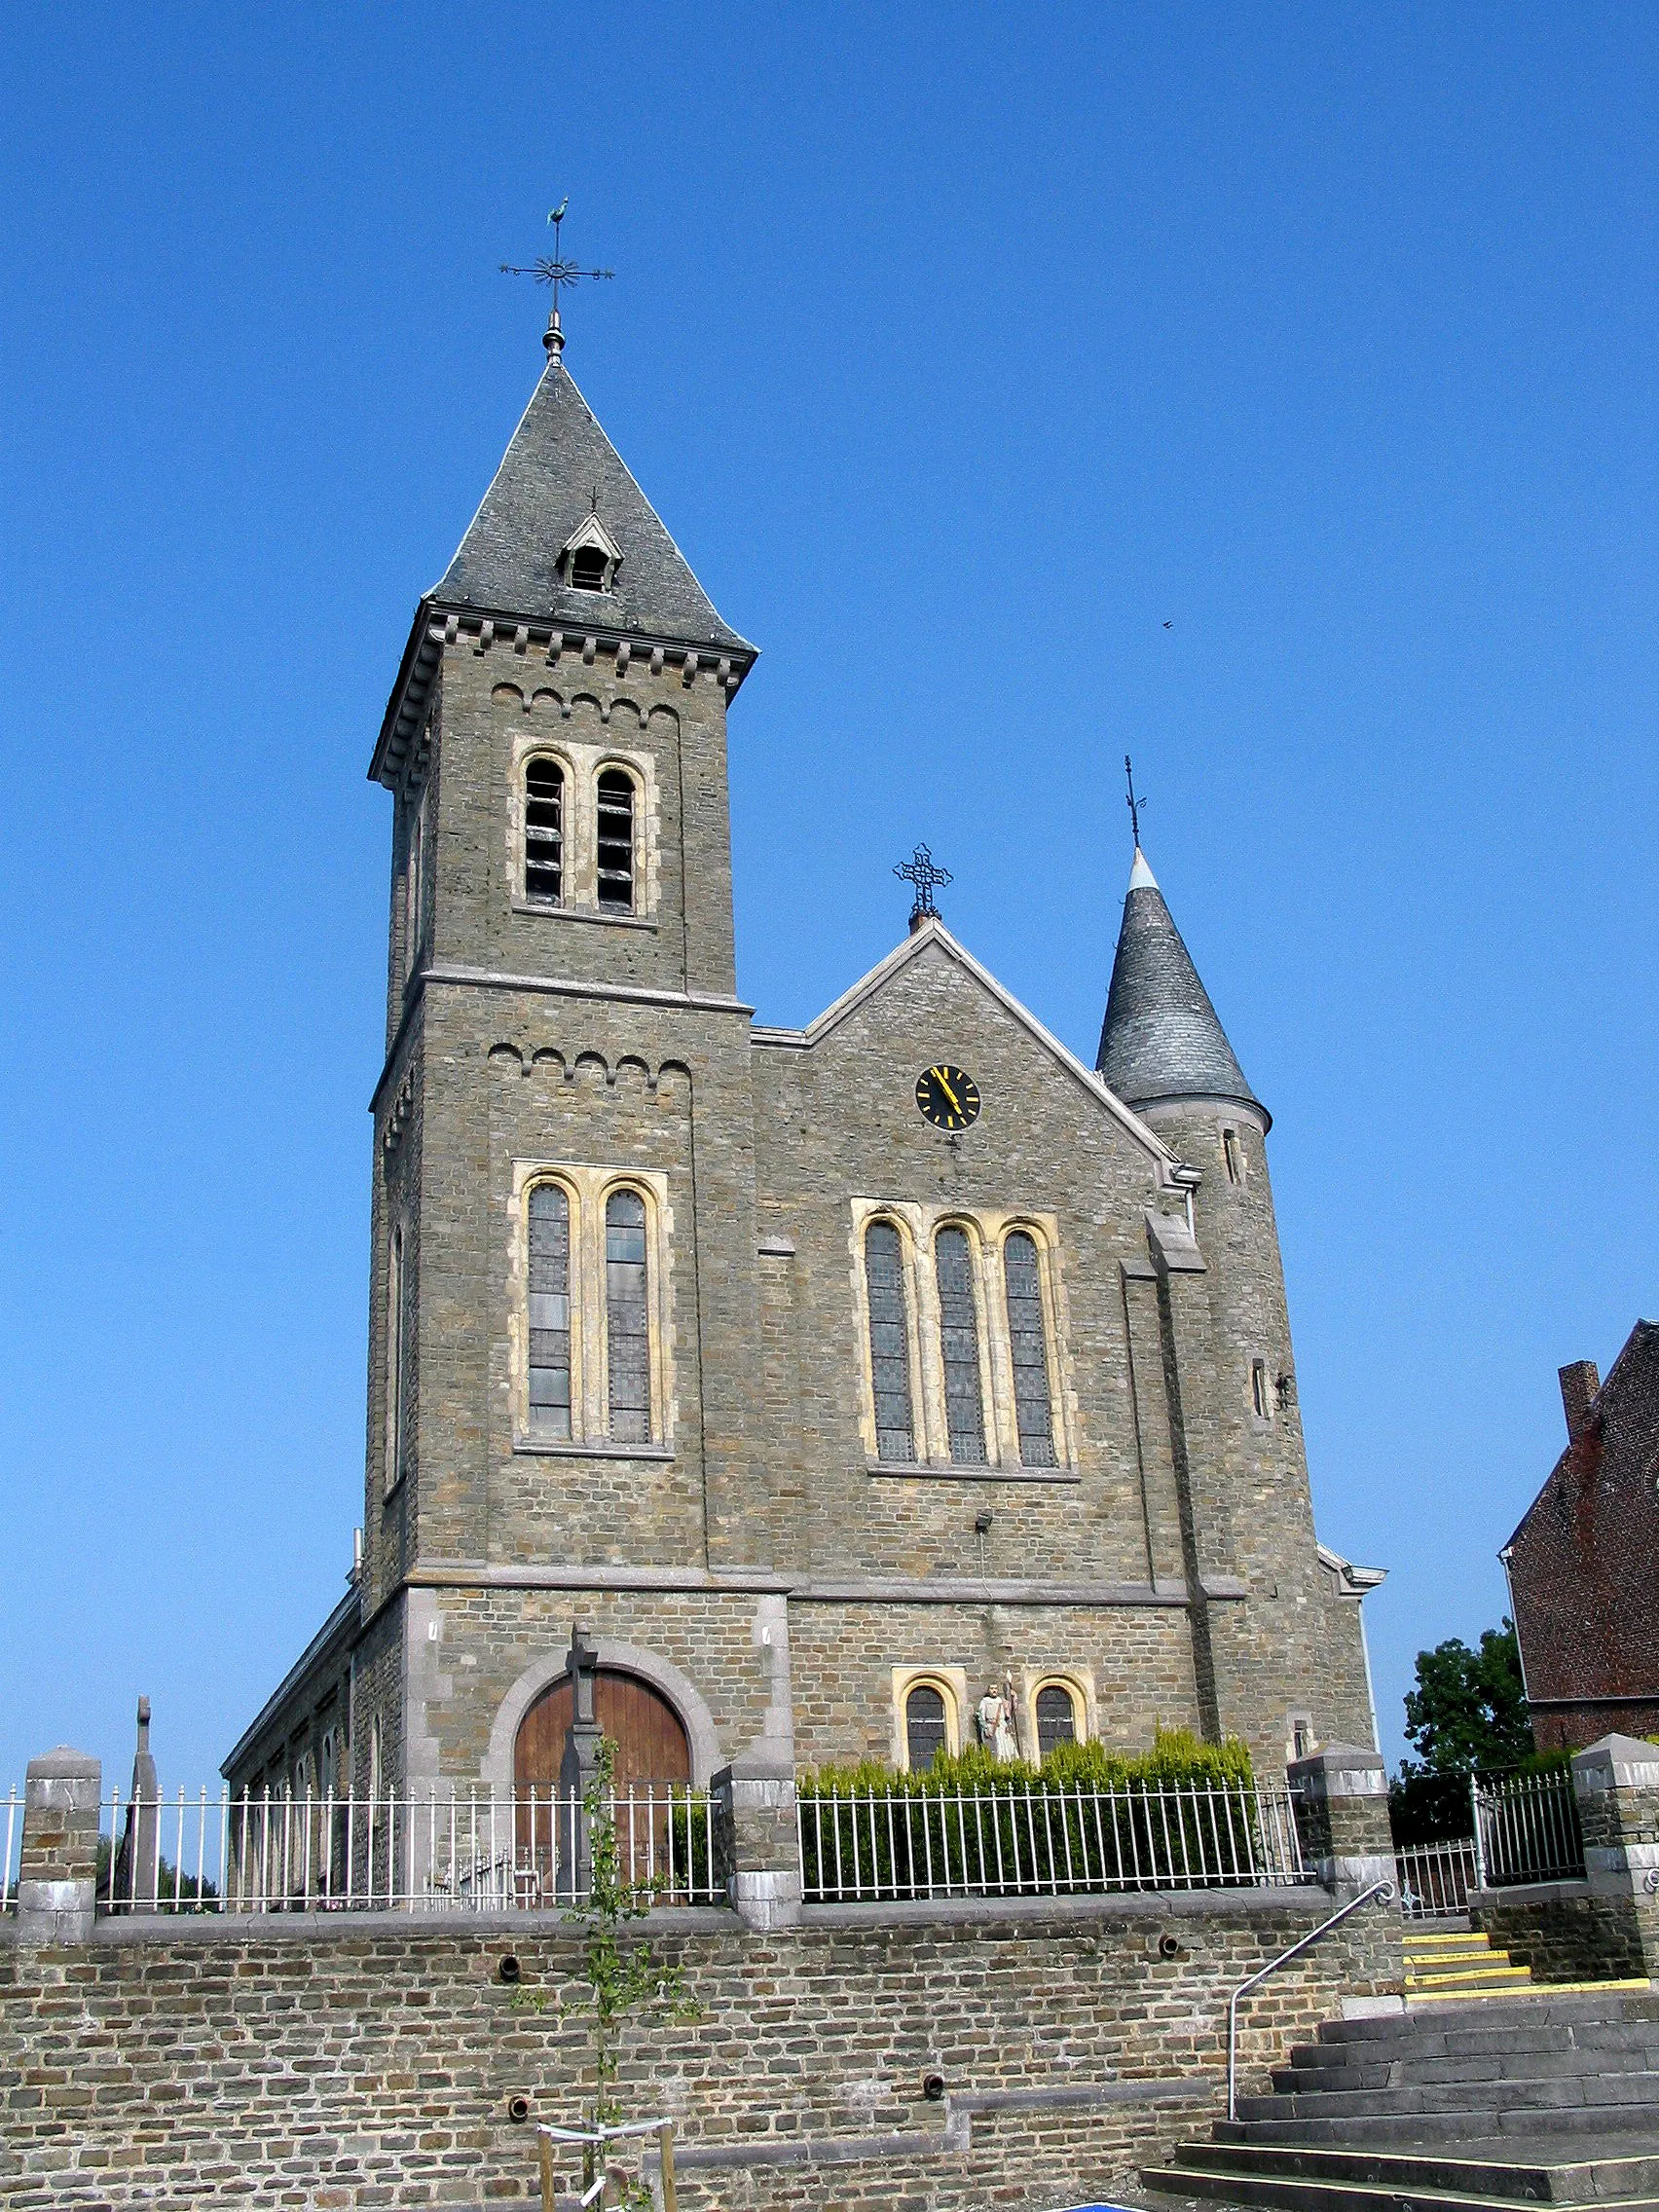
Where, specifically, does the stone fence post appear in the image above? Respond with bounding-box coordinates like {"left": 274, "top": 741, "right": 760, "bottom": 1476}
{"left": 17, "top": 1748, "right": 101, "bottom": 1944}
{"left": 1287, "top": 1743, "right": 1395, "bottom": 1901}
{"left": 713, "top": 1750, "right": 801, "bottom": 1932}
{"left": 1571, "top": 1733, "right": 1659, "bottom": 1978}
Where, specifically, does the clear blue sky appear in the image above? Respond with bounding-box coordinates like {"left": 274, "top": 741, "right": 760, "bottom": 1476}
{"left": 2, "top": 2, "right": 1653, "bottom": 1797}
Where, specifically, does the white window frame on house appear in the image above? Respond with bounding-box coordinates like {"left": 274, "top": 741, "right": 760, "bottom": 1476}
{"left": 890, "top": 1666, "right": 970, "bottom": 1770}
{"left": 850, "top": 1200, "right": 1077, "bottom": 1478}
{"left": 509, "top": 1161, "right": 675, "bottom": 1458}
{"left": 503, "top": 724, "right": 661, "bottom": 929}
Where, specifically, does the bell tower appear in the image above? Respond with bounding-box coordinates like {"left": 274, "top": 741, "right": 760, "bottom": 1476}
{"left": 354, "top": 325, "right": 762, "bottom": 1788}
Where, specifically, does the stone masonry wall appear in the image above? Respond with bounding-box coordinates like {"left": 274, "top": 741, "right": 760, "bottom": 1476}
{"left": 1470, "top": 1880, "right": 1652, "bottom": 1984}
{"left": 0, "top": 1890, "right": 1398, "bottom": 2211}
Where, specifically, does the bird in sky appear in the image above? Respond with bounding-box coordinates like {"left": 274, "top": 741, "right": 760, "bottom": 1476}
{"left": 1162, "top": 620, "right": 1172, "bottom": 629}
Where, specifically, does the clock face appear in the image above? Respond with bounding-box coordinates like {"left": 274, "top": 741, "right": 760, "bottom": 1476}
{"left": 915, "top": 1063, "right": 980, "bottom": 1132}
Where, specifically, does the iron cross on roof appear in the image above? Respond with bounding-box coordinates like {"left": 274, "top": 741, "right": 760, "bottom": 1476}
{"left": 895, "top": 844, "right": 952, "bottom": 928}
{"left": 500, "top": 201, "right": 614, "bottom": 360}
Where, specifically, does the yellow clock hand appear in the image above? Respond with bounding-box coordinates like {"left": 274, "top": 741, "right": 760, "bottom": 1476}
{"left": 935, "top": 1070, "right": 961, "bottom": 1111}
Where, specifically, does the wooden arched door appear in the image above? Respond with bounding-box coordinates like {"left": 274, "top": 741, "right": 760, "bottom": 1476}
{"left": 514, "top": 1669, "right": 692, "bottom": 1790}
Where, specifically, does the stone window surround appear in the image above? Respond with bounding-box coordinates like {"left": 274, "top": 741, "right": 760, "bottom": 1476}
{"left": 505, "top": 725, "right": 661, "bottom": 927}
{"left": 508, "top": 1161, "right": 675, "bottom": 1457}
{"left": 1022, "top": 1667, "right": 1097, "bottom": 1756}
{"left": 849, "top": 1199, "right": 1077, "bottom": 1479}
{"left": 890, "top": 1665, "right": 970, "bottom": 1769}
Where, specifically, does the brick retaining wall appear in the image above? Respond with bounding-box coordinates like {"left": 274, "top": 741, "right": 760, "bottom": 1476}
{"left": 0, "top": 1889, "right": 1397, "bottom": 2210}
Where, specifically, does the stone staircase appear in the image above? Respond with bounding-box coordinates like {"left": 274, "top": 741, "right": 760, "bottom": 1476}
{"left": 1402, "top": 1926, "right": 1652, "bottom": 2004}
{"left": 1143, "top": 1986, "right": 1659, "bottom": 2212}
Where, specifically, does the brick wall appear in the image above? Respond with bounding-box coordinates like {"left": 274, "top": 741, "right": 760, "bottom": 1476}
{"left": 0, "top": 1890, "right": 1398, "bottom": 2211}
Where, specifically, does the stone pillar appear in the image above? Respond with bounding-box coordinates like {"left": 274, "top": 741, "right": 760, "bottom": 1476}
{"left": 1571, "top": 1733, "right": 1659, "bottom": 1977}
{"left": 113, "top": 1695, "right": 160, "bottom": 1910}
{"left": 1288, "top": 1743, "right": 1394, "bottom": 1900}
{"left": 713, "top": 1750, "right": 801, "bottom": 1931}
{"left": 17, "top": 1748, "right": 101, "bottom": 1944}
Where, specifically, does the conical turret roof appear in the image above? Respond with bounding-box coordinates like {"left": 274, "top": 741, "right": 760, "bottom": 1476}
{"left": 1095, "top": 846, "right": 1265, "bottom": 1123}
{"left": 432, "top": 357, "right": 754, "bottom": 654}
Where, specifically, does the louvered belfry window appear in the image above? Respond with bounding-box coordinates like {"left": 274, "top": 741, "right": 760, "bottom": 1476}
{"left": 606, "top": 1189, "right": 650, "bottom": 1442}
{"left": 865, "top": 1221, "right": 915, "bottom": 1463}
{"left": 596, "top": 769, "right": 635, "bottom": 911}
{"left": 524, "top": 759, "right": 564, "bottom": 903}
{"left": 935, "top": 1228, "right": 987, "bottom": 1464}
{"left": 1003, "top": 1232, "right": 1056, "bottom": 1466}
{"left": 528, "top": 1184, "right": 571, "bottom": 1439}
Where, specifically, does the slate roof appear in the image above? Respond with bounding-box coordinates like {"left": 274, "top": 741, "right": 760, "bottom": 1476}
{"left": 1094, "top": 847, "right": 1265, "bottom": 1122}
{"left": 431, "top": 357, "right": 754, "bottom": 654}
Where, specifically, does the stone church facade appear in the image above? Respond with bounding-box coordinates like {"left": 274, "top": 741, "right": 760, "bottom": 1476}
{"left": 223, "top": 327, "right": 1382, "bottom": 1808}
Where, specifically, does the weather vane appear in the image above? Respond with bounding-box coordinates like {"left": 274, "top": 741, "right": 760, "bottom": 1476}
{"left": 1124, "top": 755, "right": 1148, "bottom": 848}
{"left": 500, "top": 201, "right": 614, "bottom": 360}
{"left": 895, "top": 844, "right": 952, "bottom": 928}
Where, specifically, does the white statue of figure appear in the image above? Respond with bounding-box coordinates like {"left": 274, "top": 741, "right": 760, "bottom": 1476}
{"left": 977, "top": 1677, "right": 1020, "bottom": 1761}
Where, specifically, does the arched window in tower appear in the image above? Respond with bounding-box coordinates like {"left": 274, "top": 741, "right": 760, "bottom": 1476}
{"left": 606, "top": 1189, "right": 650, "bottom": 1443}
{"left": 528, "top": 1183, "right": 571, "bottom": 1440}
{"left": 865, "top": 1221, "right": 915, "bottom": 1463}
{"left": 596, "top": 769, "right": 636, "bottom": 911}
{"left": 524, "top": 758, "right": 564, "bottom": 903}
{"left": 935, "top": 1227, "right": 986, "bottom": 1464}
{"left": 569, "top": 544, "right": 608, "bottom": 592}
{"left": 1003, "top": 1233, "right": 1056, "bottom": 1467}
{"left": 1035, "top": 1682, "right": 1080, "bottom": 1758}
{"left": 903, "top": 1682, "right": 948, "bottom": 1771}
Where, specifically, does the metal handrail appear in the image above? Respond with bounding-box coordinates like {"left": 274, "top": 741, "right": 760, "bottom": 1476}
{"left": 1226, "top": 1877, "right": 1395, "bottom": 2120}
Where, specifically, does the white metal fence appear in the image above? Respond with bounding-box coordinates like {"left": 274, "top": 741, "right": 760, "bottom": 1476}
{"left": 1, "top": 1789, "right": 19, "bottom": 1911}
{"left": 797, "top": 1778, "right": 1308, "bottom": 1904}
{"left": 1473, "top": 1768, "right": 1584, "bottom": 1887}
{"left": 98, "top": 1784, "right": 720, "bottom": 1913}
{"left": 1393, "top": 1838, "right": 1477, "bottom": 1919}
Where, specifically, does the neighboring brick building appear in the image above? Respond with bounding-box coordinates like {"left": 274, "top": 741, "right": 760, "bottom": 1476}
{"left": 1502, "top": 1324, "right": 1659, "bottom": 1753}
{"left": 223, "top": 315, "right": 1383, "bottom": 1802}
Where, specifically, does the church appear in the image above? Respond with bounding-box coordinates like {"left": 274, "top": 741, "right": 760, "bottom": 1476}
{"left": 223, "top": 310, "right": 1383, "bottom": 1815}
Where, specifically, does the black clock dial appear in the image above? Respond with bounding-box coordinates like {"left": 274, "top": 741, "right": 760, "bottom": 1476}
{"left": 915, "top": 1063, "right": 980, "bottom": 1131}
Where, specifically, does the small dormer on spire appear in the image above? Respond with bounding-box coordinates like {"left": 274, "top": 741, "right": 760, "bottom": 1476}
{"left": 558, "top": 507, "right": 623, "bottom": 594}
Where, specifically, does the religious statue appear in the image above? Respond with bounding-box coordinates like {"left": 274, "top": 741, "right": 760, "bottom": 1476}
{"left": 976, "top": 1675, "right": 1020, "bottom": 1762}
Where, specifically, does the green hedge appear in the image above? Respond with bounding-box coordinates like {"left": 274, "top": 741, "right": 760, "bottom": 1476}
{"left": 796, "top": 1730, "right": 1281, "bottom": 1902}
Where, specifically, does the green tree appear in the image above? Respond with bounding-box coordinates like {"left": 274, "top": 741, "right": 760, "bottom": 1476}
{"left": 1400, "top": 1618, "right": 1531, "bottom": 1776}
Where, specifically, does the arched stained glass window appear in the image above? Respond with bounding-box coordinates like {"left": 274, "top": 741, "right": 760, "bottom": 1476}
{"left": 606, "top": 1189, "right": 650, "bottom": 1442}
{"left": 1035, "top": 1683, "right": 1078, "bottom": 1759}
{"left": 525, "top": 758, "right": 564, "bottom": 903}
{"left": 904, "top": 1683, "right": 948, "bottom": 1772}
{"left": 865, "top": 1222, "right": 915, "bottom": 1463}
{"left": 528, "top": 1184, "right": 571, "bottom": 1439}
{"left": 1003, "top": 1233, "right": 1056, "bottom": 1467}
{"left": 935, "top": 1227, "right": 986, "bottom": 1464}
{"left": 596, "top": 769, "right": 635, "bottom": 911}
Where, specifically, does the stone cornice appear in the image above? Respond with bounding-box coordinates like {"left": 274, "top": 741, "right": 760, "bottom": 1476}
{"left": 370, "top": 596, "right": 759, "bottom": 793}
{"left": 401, "top": 1561, "right": 1202, "bottom": 1607}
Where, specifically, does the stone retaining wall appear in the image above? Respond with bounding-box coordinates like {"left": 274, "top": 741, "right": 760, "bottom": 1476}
{"left": 0, "top": 1888, "right": 1397, "bottom": 2211}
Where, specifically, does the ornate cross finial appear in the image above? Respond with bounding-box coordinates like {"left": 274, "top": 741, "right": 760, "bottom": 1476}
{"left": 895, "top": 843, "right": 952, "bottom": 928}
{"left": 1124, "top": 755, "right": 1148, "bottom": 848}
{"left": 500, "top": 201, "right": 614, "bottom": 362}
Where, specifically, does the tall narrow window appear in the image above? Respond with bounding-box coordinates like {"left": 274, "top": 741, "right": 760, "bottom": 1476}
{"left": 528, "top": 1184, "right": 571, "bottom": 1439}
{"left": 935, "top": 1228, "right": 986, "bottom": 1464}
{"left": 904, "top": 1683, "right": 948, "bottom": 1771}
{"left": 1003, "top": 1233, "right": 1056, "bottom": 1466}
{"left": 865, "top": 1222, "right": 915, "bottom": 1463}
{"left": 1251, "top": 1358, "right": 1272, "bottom": 1420}
{"left": 524, "top": 759, "right": 564, "bottom": 903}
{"left": 1223, "top": 1127, "right": 1244, "bottom": 1186}
{"left": 606, "top": 1189, "right": 650, "bottom": 1442}
{"left": 1035, "top": 1684, "right": 1078, "bottom": 1759}
{"left": 387, "top": 1222, "right": 412, "bottom": 1493}
{"left": 596, "top": 769, "right": 635, "bottom": 911}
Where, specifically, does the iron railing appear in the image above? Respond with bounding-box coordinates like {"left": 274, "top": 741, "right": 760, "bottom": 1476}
{"left": 98, "top": 1784, "right": 720, "bottom": 1913}
{"left": 1473, "top": 1769, "right": 1584, "bottom": 1887}
{"left": 797, "top": 1777, "right": 1307, "bottom": 1904}
{"left": 1, "top": 1789, "right": 19, "bottom": 1911}
{"left": 1393, "top": 1838, "right": 1477, "bottom": 1920}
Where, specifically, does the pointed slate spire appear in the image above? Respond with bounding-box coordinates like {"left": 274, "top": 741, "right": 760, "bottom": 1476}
{"left": 432, "top": 359, "right": 753, "bottom": 654}
{"left": 1096, "top": 845, "right": 1266, "bottom": 1124}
